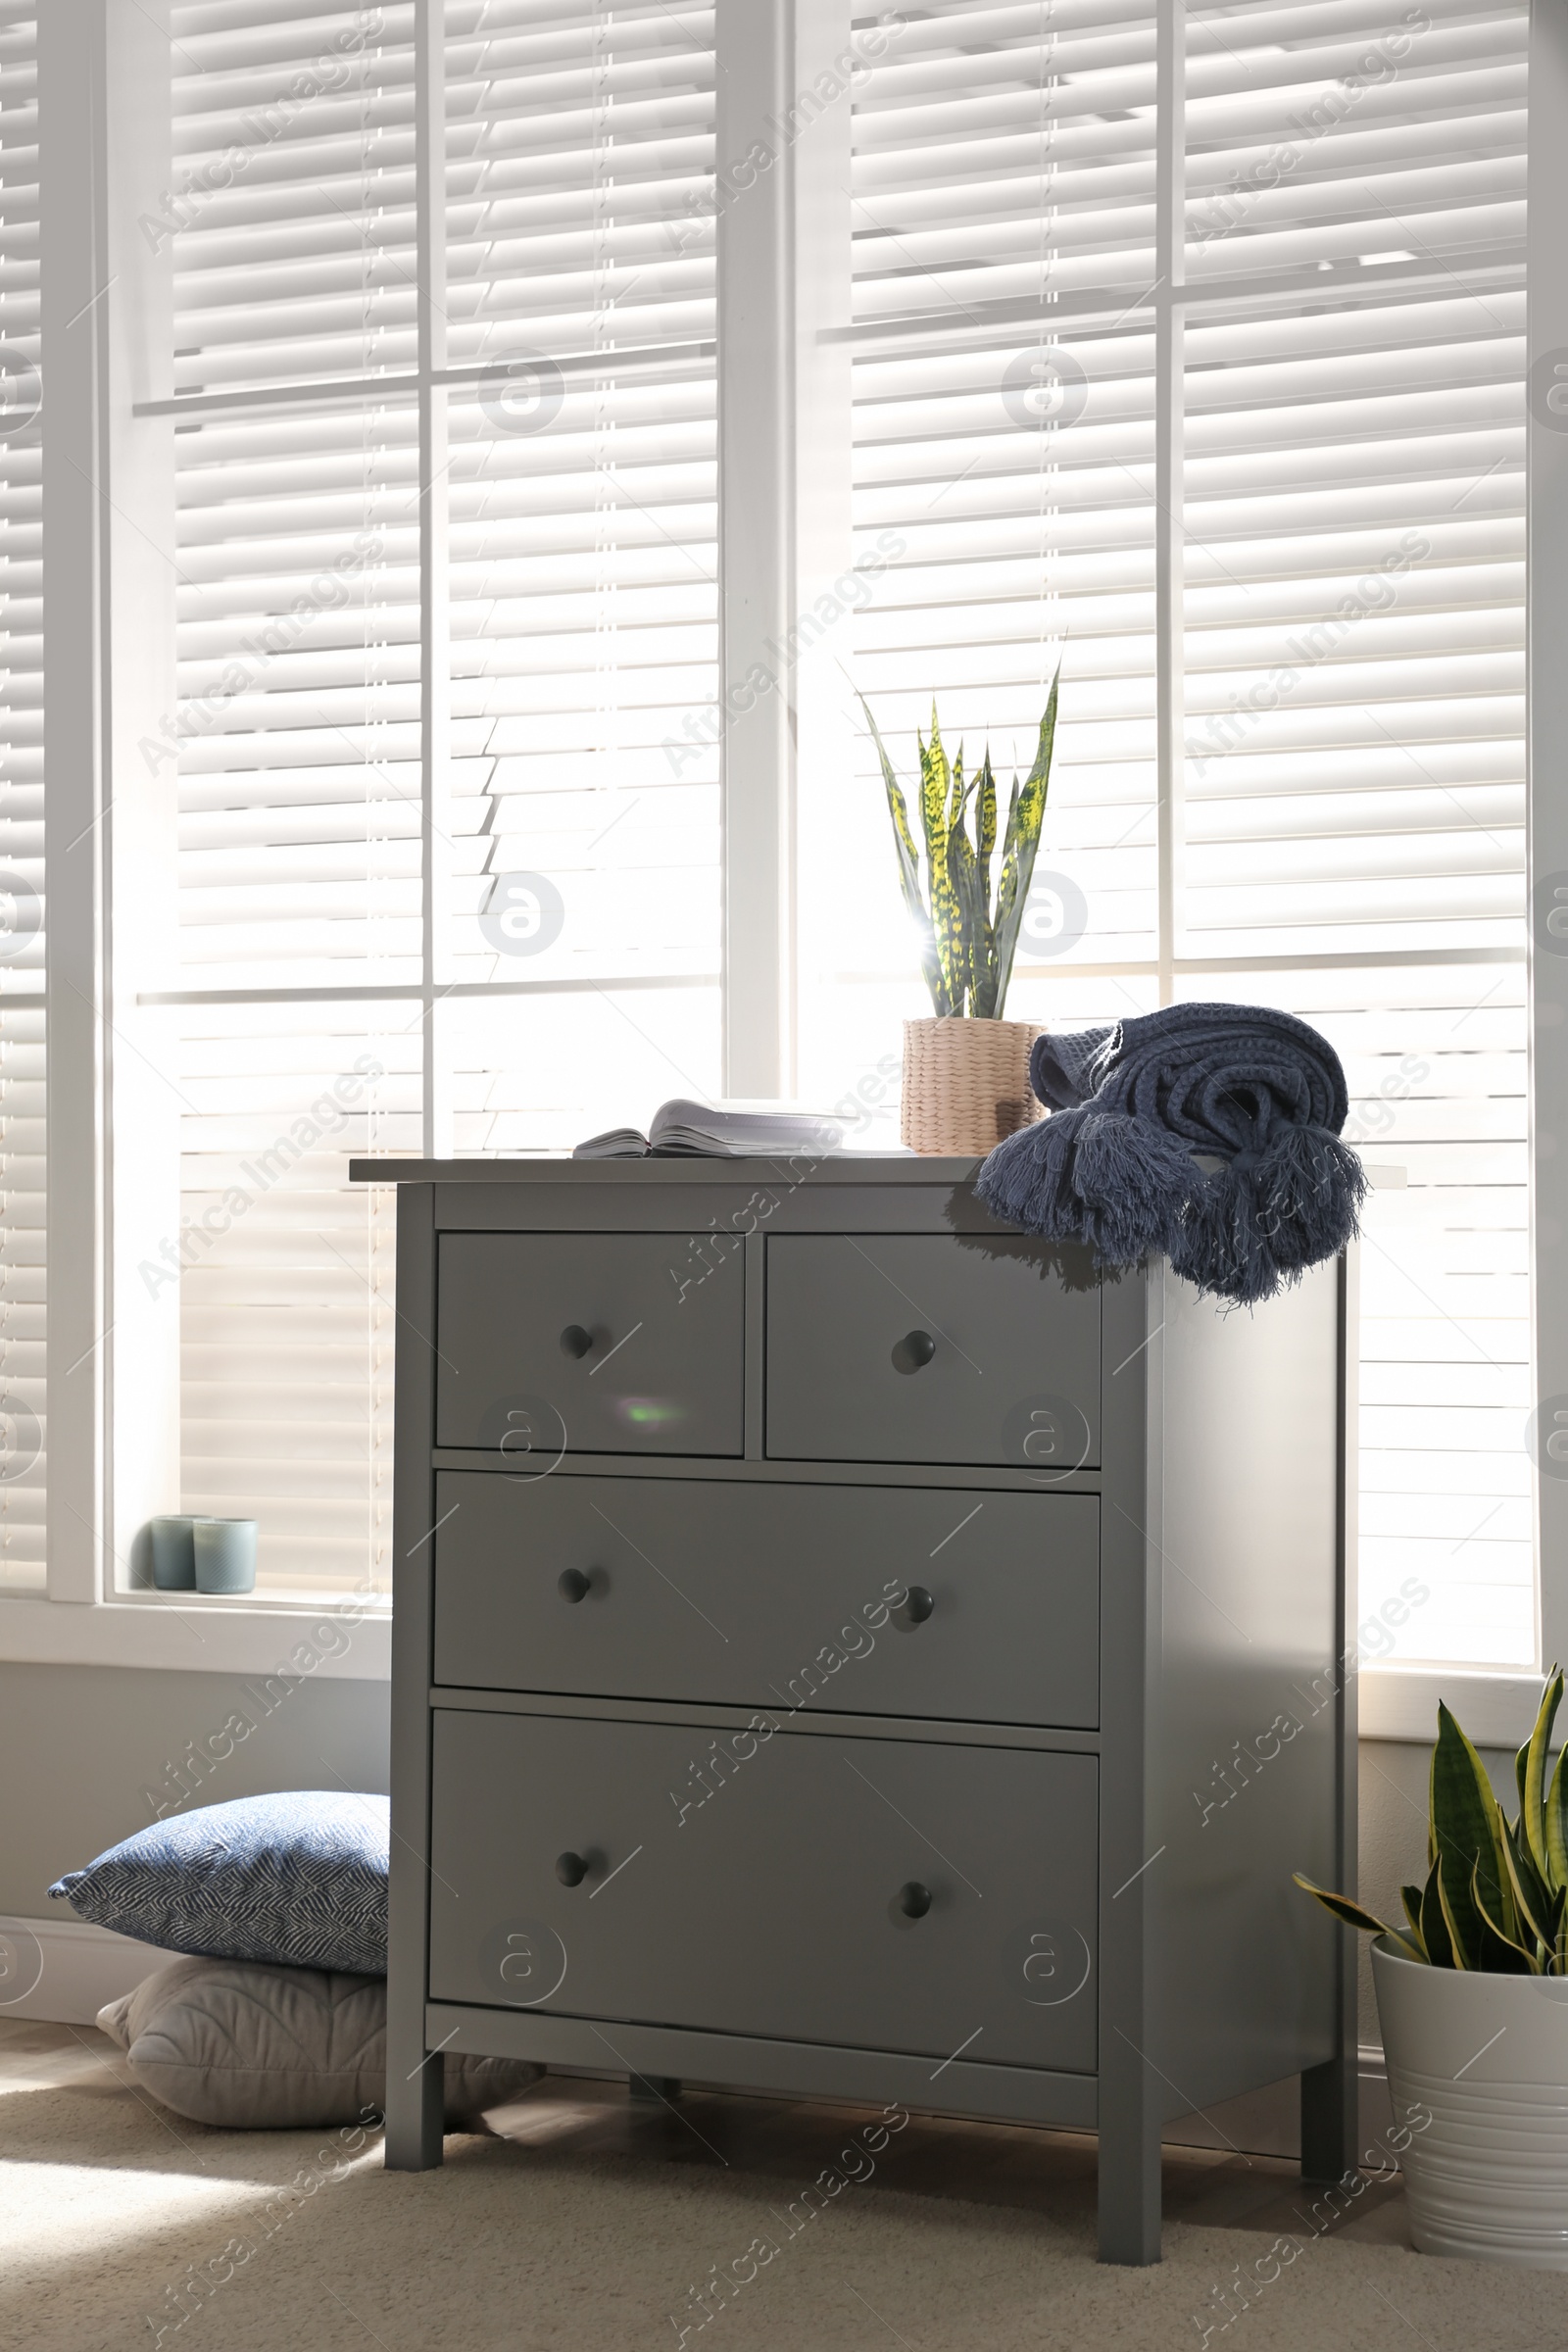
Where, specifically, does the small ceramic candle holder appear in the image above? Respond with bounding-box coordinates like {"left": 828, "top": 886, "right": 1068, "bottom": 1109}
{"left": 150, "top": 1515, "right": 197, "bottom": 1591}
{"left": 193, "top": 1517, "right": 258, "bottom": 1595}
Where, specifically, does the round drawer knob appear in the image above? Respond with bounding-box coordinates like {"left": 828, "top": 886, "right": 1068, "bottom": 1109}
{"left": 896, "top": 1329, "right": 936, "bottom": 1371}
{"left": 560, "top": 1324, "right": 593, "bottom": 1359}
{"left": 558, "top": 1569, "right": 591, "bottom": 1603}
{"left": 556, "top": 1851, "right": 588, "bottom": 1886}
{"left": 904, "top": 1586, "right": 934, "bottom": 1625}
{"left": 897, "top": 1881, "right": 932, "bottom": 1920}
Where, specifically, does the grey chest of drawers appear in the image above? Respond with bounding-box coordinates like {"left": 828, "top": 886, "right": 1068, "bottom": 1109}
{"left": 354, "top": 1153, "right": 1357, "bottom": 2265}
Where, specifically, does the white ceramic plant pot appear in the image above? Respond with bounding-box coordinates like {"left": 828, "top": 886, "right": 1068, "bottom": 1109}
{"left": 1373, "top": 1933, "right": 1568, "bottom": 2267}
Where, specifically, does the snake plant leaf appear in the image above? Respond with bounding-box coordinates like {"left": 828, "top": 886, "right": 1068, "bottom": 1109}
{"left": 859, "top": 681, "right": 1061, "bottom": 1020}
{"left": 1291, "top": 1874, "right": 1395, "bottom": 1937}
{"left": 944, "top": 752, "right": 982, "bottom": 1017}
{"left": 1436, "top": 1861, "right": 1470, "bottom": 1968}
{"left": 1397, "top": 1886, "right": 1429, "bottom": 1961}
{"left": 947, "top": 742, "right": 966, "bottom": 839}
{"left": 955, "top": 750, "right": 993, "bottom": 1015}
{"left": 1431, "top": 1698, "right": 1513, "bottom": 1958}
{"left": 1548, "top": 1883, "right": 1568, "bottom": 1974}
{"left": 1500, "top": 1811, "right": 1555, "bottom": 1951}
{"left": 1293, "top": 1876, "right": 1426, "bottom": 1961}
{"left": 858, "top": 694, "right": 921, "bottom": 913}
{"left": 1297, "top": 1676, "right": 1568, "bottom": 1976}
{"left": 858, "top": 695, "right": 949, "bottom": 1015}
{"left": 1472, "top": 1864, "right": 1538, "bottom": 1973}
{"left": 977, "top": 749, "right": 998, "bottom": 868}
{"left": 1548, "top": 1744, "right": 1568, "bottom": 1891}
{"left": 977, "top": 752, "right": 1000, "bottom": 1010}
{"left": 991, "top": 667, "right": 1060, "bottom": 1013}
{"left": 1382, "top": 1929, "right": 1439, "bottom": 1966}
{"left": 1522, "top": 1665, "right": 1564, "bottom": 1877}
{"left": 919, "top": 710, "right": 965, "bottom": 1014}
{"left": 984, "top": 768, "right": 1024, "bottom": 1015}
{"left": 967, "top": 752, "right": 1003, "bottom": 1016}
{"left": 1418, "top": 1854, "right": 1454, "bottom": 1967}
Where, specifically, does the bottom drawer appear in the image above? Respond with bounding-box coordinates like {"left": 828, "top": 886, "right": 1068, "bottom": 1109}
{"left": 427, "top": 1710, "right": 1098, "bottom": 2072}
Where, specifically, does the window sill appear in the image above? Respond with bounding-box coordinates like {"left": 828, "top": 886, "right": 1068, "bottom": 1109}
{"left": 1358, "top": 1666, "right": 1544, "bottom": 1746}
{"left": 0, "top": 1595, "right": 391, "bottom": 1679}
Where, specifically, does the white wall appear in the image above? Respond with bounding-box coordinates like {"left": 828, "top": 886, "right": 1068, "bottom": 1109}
{"left": 0, "top": 1662, "right": 388, "bottom": 1918}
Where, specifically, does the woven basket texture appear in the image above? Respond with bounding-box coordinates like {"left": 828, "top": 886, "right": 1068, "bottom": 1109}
{"left": 900, "top": 1017, "right": 1046, "bottom": 1155}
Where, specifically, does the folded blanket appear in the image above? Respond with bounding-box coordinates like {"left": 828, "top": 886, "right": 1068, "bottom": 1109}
{"left": 974, "top": 1003, "right": 1366, "bottom": 1304}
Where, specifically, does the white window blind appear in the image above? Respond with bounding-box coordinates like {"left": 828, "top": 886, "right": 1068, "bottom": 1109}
{"left": 169, "top": 3, "right": 418, "bottom": 1599}
{"left": 0, "top": 5, "right": 41, "bottom": 1594}
{"left": 802, "top": 0, "right": 1162, "bottom": 1115}
{"left": 161, "top": 1, "right": 717, "bottom": 1594}
{"left": 441, "top": 0, "right": 720, "bottom": 1150}
{"left": 1182, "top": 0, "right": 1528, "bottom": 1668}
{"left": 803, "top": 0, "right": 1530, "bottom": 1669}
{"left": 170, "top": 1, "right": 417, "bottom": 397}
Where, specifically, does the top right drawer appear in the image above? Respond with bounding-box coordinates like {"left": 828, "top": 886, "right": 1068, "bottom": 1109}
{"left": 765, "top": 1234, "right": 1102, "bottom": 1469}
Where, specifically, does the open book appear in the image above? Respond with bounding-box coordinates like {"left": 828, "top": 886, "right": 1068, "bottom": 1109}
{"left": 573, "top": 1099, "right": 846, "bottom": 1160}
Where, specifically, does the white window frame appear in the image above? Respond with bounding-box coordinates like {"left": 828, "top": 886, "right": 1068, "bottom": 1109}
{"left": 4, "top": 0, "right": 1561, "bottom": 1733}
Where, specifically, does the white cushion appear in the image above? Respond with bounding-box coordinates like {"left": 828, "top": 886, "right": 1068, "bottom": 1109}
{"left": 97, "top": 1957, "right": 541, "bottom": 2130}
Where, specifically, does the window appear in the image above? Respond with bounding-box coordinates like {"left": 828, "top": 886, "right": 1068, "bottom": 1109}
{"left": 1178, "top": 4, "right": 1529, "bottom": 1679}
{"left": 144, "top": 0, "right": 718, "bottom": 1598}
{"left": 3, "top": 0, "right": 1560, "bottom": 1721}
{"left": 440, "top": 0, "right": 721, "bottom": 1144}
{"left": 799, "top": 0, "right": 1532, "bottom": 1697}
{"left": 161, "top": 4, "right": 417, "bottom": 1600}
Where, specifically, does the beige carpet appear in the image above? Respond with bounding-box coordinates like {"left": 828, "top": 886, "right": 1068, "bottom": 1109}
{"left": 0, "top": 2033, "right": 1561, "bottom": 2352}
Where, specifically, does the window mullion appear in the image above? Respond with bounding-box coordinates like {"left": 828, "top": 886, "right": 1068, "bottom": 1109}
{"left": 39, "top": 0, "right": 109, "bottom": 1602}
{"left": 1155, "top": 0, "right": 1184, "bottom": 1008}
{"left": 102, "top": 0, "right": 179, "bottom": 1598}
{"left": 715, "top": 0, "right": 794, "bottom": 1096}
{"left": 416, "top": 0, "right": 451, "bottom": 1156}
{"left": 1528, "top": 0, "right": 1568, "bottom": 1675}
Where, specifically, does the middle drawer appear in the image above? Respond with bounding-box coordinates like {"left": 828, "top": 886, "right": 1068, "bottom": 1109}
{"left": 432, "top": 1472, "right": 1100, "bottom": 1729}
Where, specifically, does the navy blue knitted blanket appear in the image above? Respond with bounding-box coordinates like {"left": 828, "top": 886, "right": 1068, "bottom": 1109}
{"left": 975, "top": 1004, "right": 1365, "bottom": 1304}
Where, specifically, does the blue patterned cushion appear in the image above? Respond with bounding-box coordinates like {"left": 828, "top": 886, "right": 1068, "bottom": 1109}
{"left": 49, "top": 1792, "right": 389, "bottom": 1975}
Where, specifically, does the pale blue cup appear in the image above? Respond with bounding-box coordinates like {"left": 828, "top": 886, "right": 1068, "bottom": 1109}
{"left": 150, "top": 1515, "right": 197, "bottom": 1591}
{"left": 193, "top": 1518, "right": 258, "bottom": 1594}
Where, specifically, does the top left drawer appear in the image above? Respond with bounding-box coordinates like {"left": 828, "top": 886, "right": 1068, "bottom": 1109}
{"left": 435, "top": 1233, "right": 744, "bottom": 1456}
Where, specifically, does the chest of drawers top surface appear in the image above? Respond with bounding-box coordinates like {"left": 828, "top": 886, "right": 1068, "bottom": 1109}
{"left": 352, "top": 1155, "right": 987, "bottom": 1184}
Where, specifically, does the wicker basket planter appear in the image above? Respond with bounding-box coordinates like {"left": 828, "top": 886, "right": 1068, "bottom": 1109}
{"left": 901, "top": 1017, "right": 1045, "bottom": 1155}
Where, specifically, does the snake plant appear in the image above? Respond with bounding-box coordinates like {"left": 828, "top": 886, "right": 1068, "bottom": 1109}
{"left": 860, "top": 670, "right": 1059, "bottom": 1019}
{"left": 1297, "top": 1668, "right": 1568, "bottom": 1972}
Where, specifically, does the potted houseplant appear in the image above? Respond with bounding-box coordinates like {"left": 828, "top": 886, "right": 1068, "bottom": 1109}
{"left": 861, "top": 673, "right": 1059, "bottom": 1155}
{"left": 1298, "top": 1669, "right": 1568, "bottom": 2267}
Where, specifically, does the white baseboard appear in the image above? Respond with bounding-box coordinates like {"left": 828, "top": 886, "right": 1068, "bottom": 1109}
{"left": 0, "top": 1914, "right": 178, "bottom": 2025}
